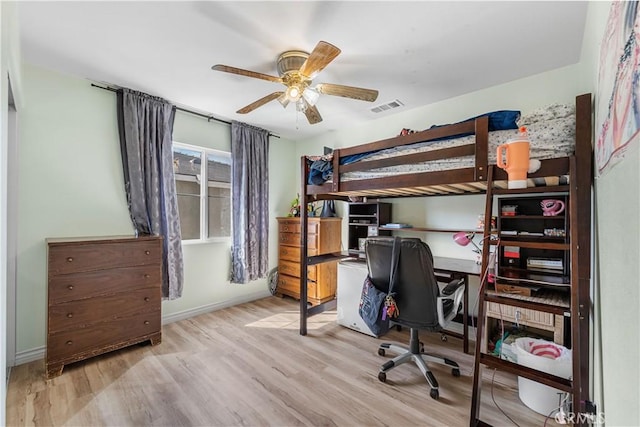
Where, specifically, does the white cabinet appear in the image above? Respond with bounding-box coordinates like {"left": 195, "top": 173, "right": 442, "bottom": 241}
{"left": 336, "top": 260, "right": 377, "bottom": 337}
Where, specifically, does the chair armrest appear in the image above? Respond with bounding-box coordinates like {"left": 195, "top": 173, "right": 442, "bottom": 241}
{"left": 441, "top": 278, "right": 464, "bottom": 296}
{"left": 436, "top": 279, "right": 466, "bottom": 327}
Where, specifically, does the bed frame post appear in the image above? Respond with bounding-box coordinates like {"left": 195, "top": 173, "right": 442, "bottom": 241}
{"left": 573, "top": 93, "right": 593, "bottom": 417}
{"left": 331, "top": 148, "right": 341, "bottom": 193}
{"left": 474, "top": 116, "right": 489, "bottom": 181}
{"left": 299, "top": 156, "right": 310, "bottom": 335}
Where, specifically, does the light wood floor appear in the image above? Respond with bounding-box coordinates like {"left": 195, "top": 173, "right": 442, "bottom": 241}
{"left": 7, "top": 296, "right": 554, "bottom": 426}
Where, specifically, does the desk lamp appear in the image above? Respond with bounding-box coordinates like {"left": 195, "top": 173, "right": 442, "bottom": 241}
{"left": 453, "top": 231, "right": 482, "bottom": 254}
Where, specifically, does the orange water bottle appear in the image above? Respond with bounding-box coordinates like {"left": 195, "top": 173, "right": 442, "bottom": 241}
{"left": 496, "top": 126, "right": 530, "bottom": 189}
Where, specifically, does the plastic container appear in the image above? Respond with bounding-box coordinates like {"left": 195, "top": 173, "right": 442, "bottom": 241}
{"left": 514, "top": 337, "right": 572, "bottom": 416}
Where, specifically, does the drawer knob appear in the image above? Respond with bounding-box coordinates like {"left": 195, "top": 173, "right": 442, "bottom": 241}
{"left": 66, "top": 257, "right": 73, "bottom": 262}
{"left": 144, "top": 297, "right": 150, "bottom": 302}
{"left": 145, "top": 250, "right": 150, "bottom": 255}
{"left": 67, "top": 285, "right": 74, "bottom": 290}
{"left": 144, "top": 320, "right": 150, "bottom": 325}
{"left": 144, "top": 274, "right": 150, "bottom": 278}
{"left": 66, "top": 340, "right": 73, "bottom": 346}
{"left": 66, "top": 313, "right": 73, "bottom": 318}
{"left": 283, "top": 226, "right": 289, "bottom": 231}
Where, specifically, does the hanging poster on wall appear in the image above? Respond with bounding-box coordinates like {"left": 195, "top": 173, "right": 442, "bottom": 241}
{"left": 595, "top": 1, "right": 640, "bottom": 177}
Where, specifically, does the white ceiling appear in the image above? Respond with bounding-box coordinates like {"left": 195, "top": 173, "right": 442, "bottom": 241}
{"left": 18, "top": 1, "right": 588, "bottom": 140}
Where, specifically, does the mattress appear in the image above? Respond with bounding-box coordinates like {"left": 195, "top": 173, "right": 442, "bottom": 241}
{"left": 308, "top": 103, "right": 576, "bottom": 184}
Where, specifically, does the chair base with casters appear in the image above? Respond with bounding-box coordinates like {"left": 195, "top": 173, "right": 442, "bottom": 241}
{"left": 377, "top": 328, "right": 460, "bottom": 400}
{"left": 375, "top": 276, "right": 465, "bottom": 400}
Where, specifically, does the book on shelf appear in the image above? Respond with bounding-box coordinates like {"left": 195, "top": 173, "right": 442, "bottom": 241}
{"left": 382, "top": 223, "right": 412, "bottom": 228}
{"left": 527, "top": 273, "right": 569, "bottom": 284}
{"left": 496, "top": 274, "right": 568, "bottom": 287}
{"left": 527, "top": 269, "right": 565, "bottom": 275}
{"left": 527, "top": 257, "right": 563, "bottom": 269}
{"left": 518, "top": 231, "right": 545, "bottom": 236}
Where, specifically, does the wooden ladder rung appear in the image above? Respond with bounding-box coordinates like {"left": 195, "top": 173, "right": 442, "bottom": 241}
{"left": 478, "top": 353, "right": 573, "bottom": 392}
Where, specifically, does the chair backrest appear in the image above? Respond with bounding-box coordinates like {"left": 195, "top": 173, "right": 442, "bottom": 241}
{"left": 365, "top": 237, "right": 441, "bottom": 331}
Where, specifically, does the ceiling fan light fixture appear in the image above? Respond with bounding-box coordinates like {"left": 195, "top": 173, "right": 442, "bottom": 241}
{"left": 302, "top": 86, "right": 320, "bottom": 106}
{"left": 277, "top": 92, "right": 290, "bottom": 108}
{"left": 286, "top": 85, "right": 301, "bottom": 101}
{"left": 296, "top": 99, "right": 307, "bottom": 112}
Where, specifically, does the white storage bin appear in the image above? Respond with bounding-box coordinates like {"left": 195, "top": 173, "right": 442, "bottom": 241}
{"left": 514, "top": 337, "right": 571, "bottom": 416}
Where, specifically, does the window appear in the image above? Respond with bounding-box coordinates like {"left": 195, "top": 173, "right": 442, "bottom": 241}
{"left": 172, "top": 142, "right": 231, "bottom": 242}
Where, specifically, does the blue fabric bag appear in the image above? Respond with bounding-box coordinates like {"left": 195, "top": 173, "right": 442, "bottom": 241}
{"left": 358, "top": 275, "right": 390, "bottom": 337}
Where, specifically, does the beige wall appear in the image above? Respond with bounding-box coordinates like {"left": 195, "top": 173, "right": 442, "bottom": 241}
{"left": 15, "top": 63, "right": 298, "bottom": 357}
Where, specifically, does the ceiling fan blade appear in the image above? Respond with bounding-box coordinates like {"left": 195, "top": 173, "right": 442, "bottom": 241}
{"left": 299, "top": 41, "right": 341, "bottom": 79}
{"left": 237, "top": 92, "right": 285, "bottom": 114}
{"left": 317, "top": 83, "right": 379, "bottom": 102}
{"left": 302, "top": 99, "right": 323, "bottom": 124}
{"left": 212, "top": 64, "right": 282, "bottom": 83}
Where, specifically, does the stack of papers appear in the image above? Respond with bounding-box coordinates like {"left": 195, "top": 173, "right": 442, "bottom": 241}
{"left": 383, "top": 223, "right": 412, "bottom": 228}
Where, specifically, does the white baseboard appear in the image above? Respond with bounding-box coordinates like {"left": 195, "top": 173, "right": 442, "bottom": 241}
{"left": 15, "top": 347, "right": 45, "bottom": 366}
{"left": 13, "top": 290, "right": 273, "bottom": 366}
{"left": 161, "top": 289, "right": 272, "bottom": 325}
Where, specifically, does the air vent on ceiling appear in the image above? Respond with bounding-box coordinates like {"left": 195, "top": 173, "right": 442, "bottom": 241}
{"left": 370, "top": 99, "right": 404, "bottom": 113}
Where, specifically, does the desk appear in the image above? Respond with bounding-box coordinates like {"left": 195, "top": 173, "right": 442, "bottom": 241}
{"left": 433, "top": 256, "right": 481, "bottom": 354}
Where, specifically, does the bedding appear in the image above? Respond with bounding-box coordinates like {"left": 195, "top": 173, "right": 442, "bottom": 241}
{"left": 307, "top": 104, "right": 575, "bottom": 185}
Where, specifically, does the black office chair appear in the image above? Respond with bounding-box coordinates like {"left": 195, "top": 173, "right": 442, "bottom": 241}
{"left": 365, "top": 237, "right": 465, "bottom": 400}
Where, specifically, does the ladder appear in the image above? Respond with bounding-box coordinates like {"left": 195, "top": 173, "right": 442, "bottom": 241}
{"left": 469, "top": 160, "right": 592, "bottom": 426}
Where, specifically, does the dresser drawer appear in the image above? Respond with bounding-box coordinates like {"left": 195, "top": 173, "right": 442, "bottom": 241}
{"left": 48, "top": 287, "right": 160, "bottom": 334}
{"left": 48, "top": 265, "right": 161, "bottom": 304}
{"left": 47, "top": 310, "right": 161, "bottom": 363}
{"left": 278, "top": 232, "right": 317, "bottom": 248}
{"left": 48, "top": 239, "right": 161, "bottom": 275}
{"left": 278, "top": 245, "right": 318, "bottom": 262}
{"left": 278, "top": 260, "right": 317, "bottom": 281}
{"left": 487, "top": 302, "right": 555, "bottom": 329}
{"left": 278, "top": 221, "right": 318, "bottom": 234}
{"left": 277, "top": 274, "right": 317, "bottom": 299}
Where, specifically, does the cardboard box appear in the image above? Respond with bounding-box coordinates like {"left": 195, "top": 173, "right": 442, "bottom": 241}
{"left": 496, "top": 283, "right": 532, "bottom": 296}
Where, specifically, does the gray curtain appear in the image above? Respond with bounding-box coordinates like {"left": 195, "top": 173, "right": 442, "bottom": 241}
{"left": 117, "top": 88, "right": 184, "bottom": 299}
{"left": 231, "top": 121, "right": 270, "bottom": 283}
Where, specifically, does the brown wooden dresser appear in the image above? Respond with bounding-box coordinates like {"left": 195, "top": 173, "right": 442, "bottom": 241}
{"left": 276, "top": 217, "right": 341, "bottom": 306}
{"left": 46, "top": 235, "right": 163, "bottom": 378}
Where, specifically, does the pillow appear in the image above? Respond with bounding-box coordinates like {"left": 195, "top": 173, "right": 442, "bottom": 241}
{"left": 430, "top": 110, "right": 521, "bottom": 133}
{"left": 426, "top": 110, "right": 521, "bottom": 142}
{"left": 519, "top": 103, "right": 575, "bottom": 126}
{"left": 469, "top": 110, "right": 521, "bottom": 131}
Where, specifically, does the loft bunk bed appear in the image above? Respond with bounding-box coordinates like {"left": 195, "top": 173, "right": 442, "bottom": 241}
{"left": 297, "top": 93, "right": 591, "bottom": 327}
{"left": 295, "top": 93, "right": 592, "bottom": 425}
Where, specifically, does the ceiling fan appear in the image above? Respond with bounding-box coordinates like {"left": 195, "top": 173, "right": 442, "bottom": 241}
{"left": 211, "top": 41, "right": 379, "bottom": 125}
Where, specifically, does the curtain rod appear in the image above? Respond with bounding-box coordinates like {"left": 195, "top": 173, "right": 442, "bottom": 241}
{"left": 91, "top": 83, "right": 280, "bottom": 139}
